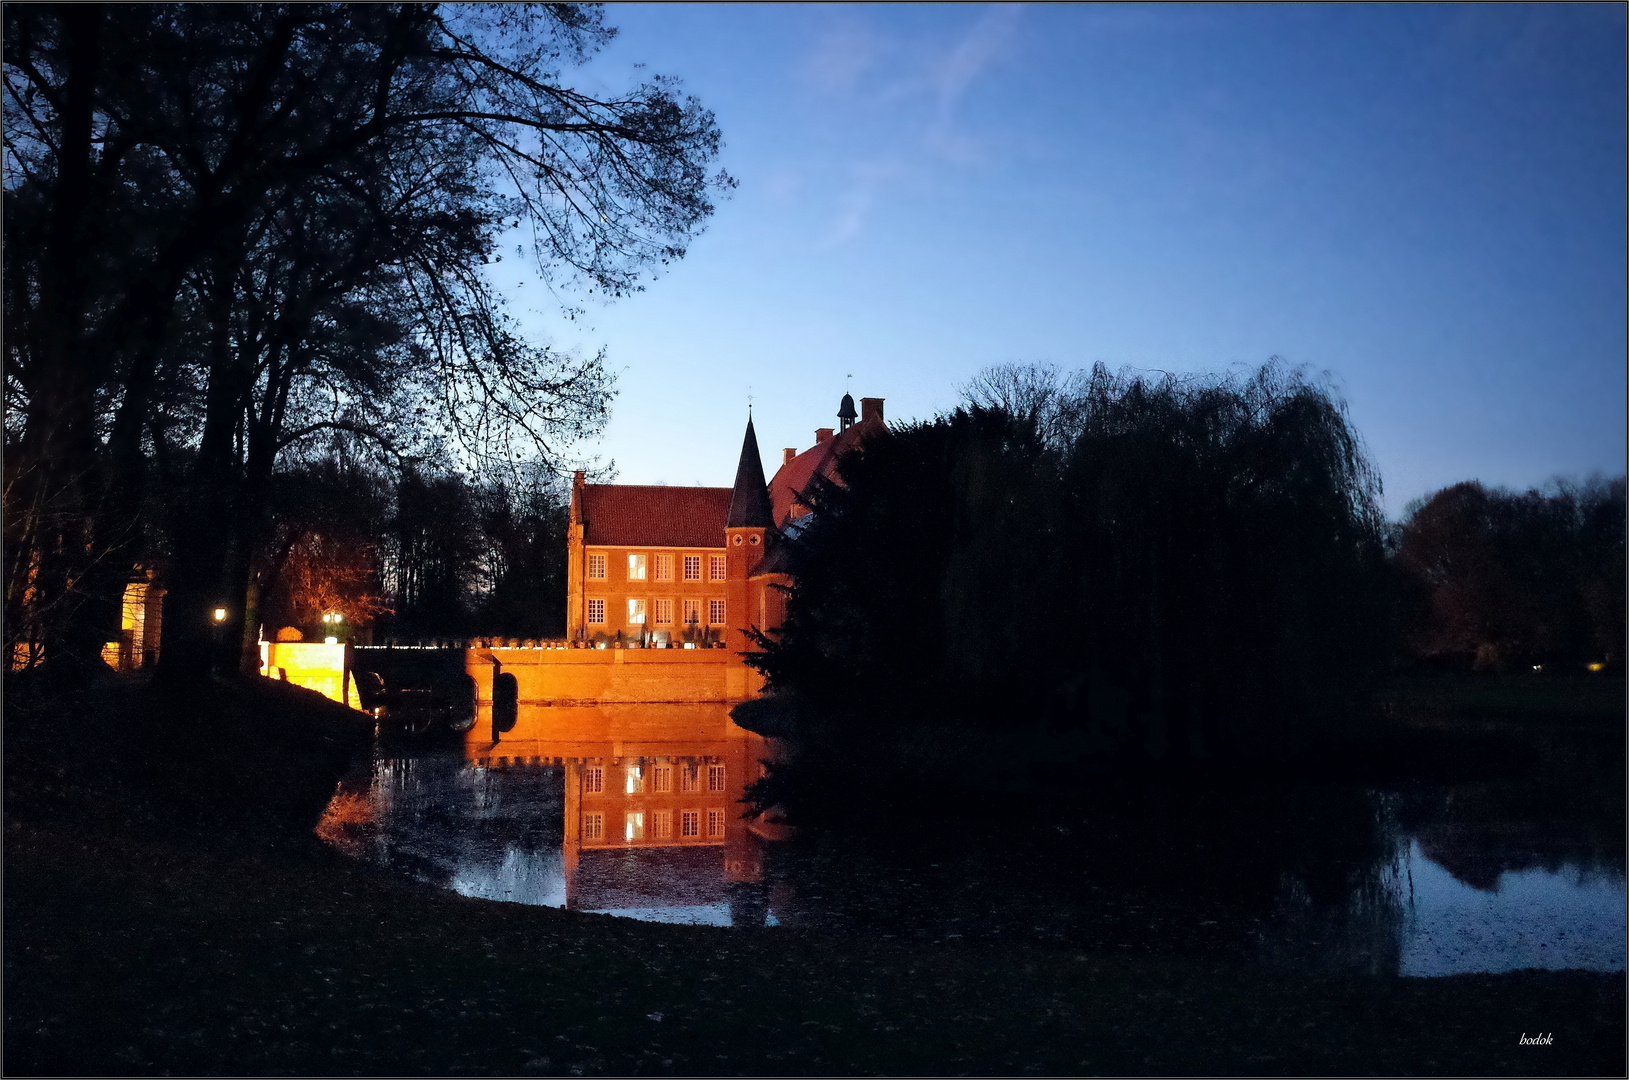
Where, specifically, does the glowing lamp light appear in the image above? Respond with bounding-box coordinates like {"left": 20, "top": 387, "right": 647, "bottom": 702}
{"left": 324, "top": 636, "right": 339, "bottom": 645}
{"left": 1587, "top": 662, "right": 1605, "bottom": 673}
{"left": 212, "top": 607, "right": 228, "bottom": 623}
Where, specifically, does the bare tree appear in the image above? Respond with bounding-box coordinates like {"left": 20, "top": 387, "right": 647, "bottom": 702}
{"left": 4, "top": 4, "right": 732, "bottom": 675}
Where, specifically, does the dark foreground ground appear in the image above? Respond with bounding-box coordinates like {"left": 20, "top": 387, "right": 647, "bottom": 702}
{"left": 5, "top": 669, "right": 1624, "bottom": 1076}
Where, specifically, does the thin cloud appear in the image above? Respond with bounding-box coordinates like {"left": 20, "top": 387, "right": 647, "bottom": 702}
{"left": 803, "top": 22, "right": 881, "bottom": 94}
{"left": 822, "top": 159, "right": 904, "bottom": 248}
{"left": 814, "top": 5, "right": 1025, "bottom": 244}
{"left": 925, "top": 4, "right": 1023, "bottom": 164}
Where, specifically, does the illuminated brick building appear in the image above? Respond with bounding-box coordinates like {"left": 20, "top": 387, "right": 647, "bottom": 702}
{"left": 565, "top": 394, "right": 885, "bottom": 655}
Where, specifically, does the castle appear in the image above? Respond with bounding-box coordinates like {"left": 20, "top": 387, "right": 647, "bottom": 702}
{"left": 264, "top": 393, "right": 886, "bottom": 712}
{"left": 564, "top": 394, "right": 886, "bottom": 661}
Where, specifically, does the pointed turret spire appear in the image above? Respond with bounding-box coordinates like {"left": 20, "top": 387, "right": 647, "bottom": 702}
{"left": 726, "top": 414, "right": 774, "bottom": 527}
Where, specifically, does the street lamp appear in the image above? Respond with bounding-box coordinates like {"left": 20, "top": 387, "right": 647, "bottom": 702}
{"left": 210, "top": 606, "right": 228, "bottom": 674}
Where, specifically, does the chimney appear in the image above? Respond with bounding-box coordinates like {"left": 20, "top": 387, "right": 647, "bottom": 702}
{"left": 860, "top": 397, "right": 884, "bottom": 424}
{"left": 783, "top": 447, "right": 797, "bottom": 465}
{"left": 815, "top": 428, "right": 833, "bottom": 444}
{"left": 570, "top": 470, "right": 586, "bottom": 524}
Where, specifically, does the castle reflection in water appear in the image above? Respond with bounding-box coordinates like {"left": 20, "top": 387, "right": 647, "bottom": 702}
{"left": 319, "top": 702, "right": 1626, "bottom": 971}
{"left": 318, "top": 703, "right": 788, "bottom": 926}
{"left": 466, "top": 703, "right": 784, "bottom": 919}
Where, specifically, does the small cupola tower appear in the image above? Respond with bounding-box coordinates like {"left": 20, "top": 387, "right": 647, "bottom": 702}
{"left": 837, "top": 392, "right": 858, "bottom": 433}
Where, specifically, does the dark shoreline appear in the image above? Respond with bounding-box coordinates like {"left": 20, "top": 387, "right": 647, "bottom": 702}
{"left": 5, "top": 668, "right": 1624, "bottom": 1076}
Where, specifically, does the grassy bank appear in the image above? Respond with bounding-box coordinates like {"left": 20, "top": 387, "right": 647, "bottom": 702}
{"left": 6, "top": 670, "right": 1624, "bottom": 1075}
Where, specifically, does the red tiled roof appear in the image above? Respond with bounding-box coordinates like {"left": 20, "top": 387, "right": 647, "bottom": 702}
{"left": 767, "top": 417, "right": 883, "bottom": 527}
{"left": 580, "top": 485, "right": 732, "bottom": 548}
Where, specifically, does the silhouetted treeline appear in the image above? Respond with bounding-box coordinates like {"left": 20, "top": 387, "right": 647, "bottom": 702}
{"left": 750, "top": 363, "right": 1393, "bottom": 767}
{"left": 1392, "top": 477, "right": 1624, "bottom": 672}
{"left": 254, "top": 458, "right": 393, "bottom": 641}
{"left": 4, "top": 5, "right": 726, "bottom": 679}
{"left": 381, "top": 466, "right": 570, "bottom": 639}
{"left": 253, "top": 459, "right": 570, "bottom": 643}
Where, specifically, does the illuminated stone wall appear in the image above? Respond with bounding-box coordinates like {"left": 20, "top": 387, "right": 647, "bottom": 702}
{"left": 464, "top": 646, "right": 765, "bottom": 708}
{"left": 99, "top": 576, "right": 165, "bottom": 672}
{"left": 259, "top": 640, "right": 357, "bottom": 707}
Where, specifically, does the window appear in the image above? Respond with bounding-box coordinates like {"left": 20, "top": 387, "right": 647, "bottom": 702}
{"left": 654, "top": 553, "right": 674, "bottom": 581}
{"left": 627, "top": 598, "right": 646, "bottom": 625}
{"left": 682, "top": 555, "right": 702, "bottom": 581}
{"left": 681, "top": 763, "right": 700, "bottom": 793}
{"left": 627, "top": 553, "right": 647, "bottom": 581}
{"left": 625, "top": 763, "right": 643, "bottom": 794}
{"left": 652, "top": 764, "right": 673, "bottom": 793}
{"left": 709, "top": 554, "right": 727, "bottom": 581}
{"left": 680, "top": 810, "right": 700, "bottom": 838}
{"left": 652, "top": 810, "right": 672, "bottom": 839}
{"left": 625, "top": 811, "right": 645, "bottom": 841}
{"left": 707, "top": 808, "right": 726, "bottom": 838}
{"left": 583, "top": 765, "right": 604, "bottom": 793}
{"left": 587, "top": 553, "right": 606, "bottom": 579}
{"left": 682, "top": 598, "right": 701, "bottom": 628}
{"left": 587, "top": 598, "right": 605, "bottom": 625}
{"left": 583, "top": 813, "right": 603, "bottom": 840}
{"left": 707, "top": 764, "right": 727, "bottom": 792}
{"left": 654, "top": 599, "right": 673, "bottom": 625}
{"left": 708, "top": 598, "right": 726, "bottom": 626}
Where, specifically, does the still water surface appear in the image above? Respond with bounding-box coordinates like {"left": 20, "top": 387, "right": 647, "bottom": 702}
{"left": 319, "top": 705, "right": 1624, "bottom": 977}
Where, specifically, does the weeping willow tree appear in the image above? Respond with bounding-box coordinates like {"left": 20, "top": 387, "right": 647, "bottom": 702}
{"left": 750, "top": 362, "right": 1394, "bottom": 772}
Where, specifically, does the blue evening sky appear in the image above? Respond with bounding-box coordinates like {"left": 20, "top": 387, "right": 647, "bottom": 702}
{"left": 500, "top": 4, "right": 1626, "bottom": 515}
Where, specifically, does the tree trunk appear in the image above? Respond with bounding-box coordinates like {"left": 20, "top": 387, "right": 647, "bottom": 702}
{"left": 156, "top": 265, "right": 247, "bottom": 680}
{"left": 12, "top": 5, "right": 125, "bottom": 671}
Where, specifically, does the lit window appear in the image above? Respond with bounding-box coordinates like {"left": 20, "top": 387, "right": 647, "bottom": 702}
{"left": 652, "top": 764, "right": 673, "bottom": 793}
{"left": 681, "top": 764, "right": 700, "bottom": 793}
{"left": 708, "top": 598, "right": 725, "bottom": 626}
{"left": 680, "top": 810, "right": 700, "bottom": 838}
{"left": 654, "top": 553, "right": 674, "bottom": 581}
{"left": 652, "top": 810, "right": 672, "bottom": 839}
{"left": 587, "top": 598, "right": 605, "bottom": 624}
{"left": 707, "top": 764, "right": 726, "bottom": 792}
{"left": 683, "top": 555, "right": 702, "bottom": 581}
{"left": 707, "top": 808, "right": 726, "bottom": 838}
{"left": 625, "top": 763, "right": 643, "bottom": 794}
{"left": 583, "top": 765, "right": 604, "bottom": 793}
{"left": 627, "top": 553, "right": 647, "bottom": 581}
{"left": 587, "top": 553, "right": 606, "bottom": 580}
{"left": 625, "top": 811, "right": 645, "bottom": 841}
{"left": 682, "top": 598, "right": 701, "bottom": 627}
{"left": 709, "top": 555, "right": 727, "bottom": 581}
{"left": 654, "top": 599, "right": 673, "bottom": 625}
{"left": 627, "top": 598, "right": 646, "bottom": 625}
{"left": 583, "top": 813, "right": 603, "bottom": 840}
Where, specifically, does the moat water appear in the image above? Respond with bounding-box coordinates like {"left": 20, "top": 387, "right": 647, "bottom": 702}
{"left": 318, "top": 705, "right": 1625, "bottom": 978}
